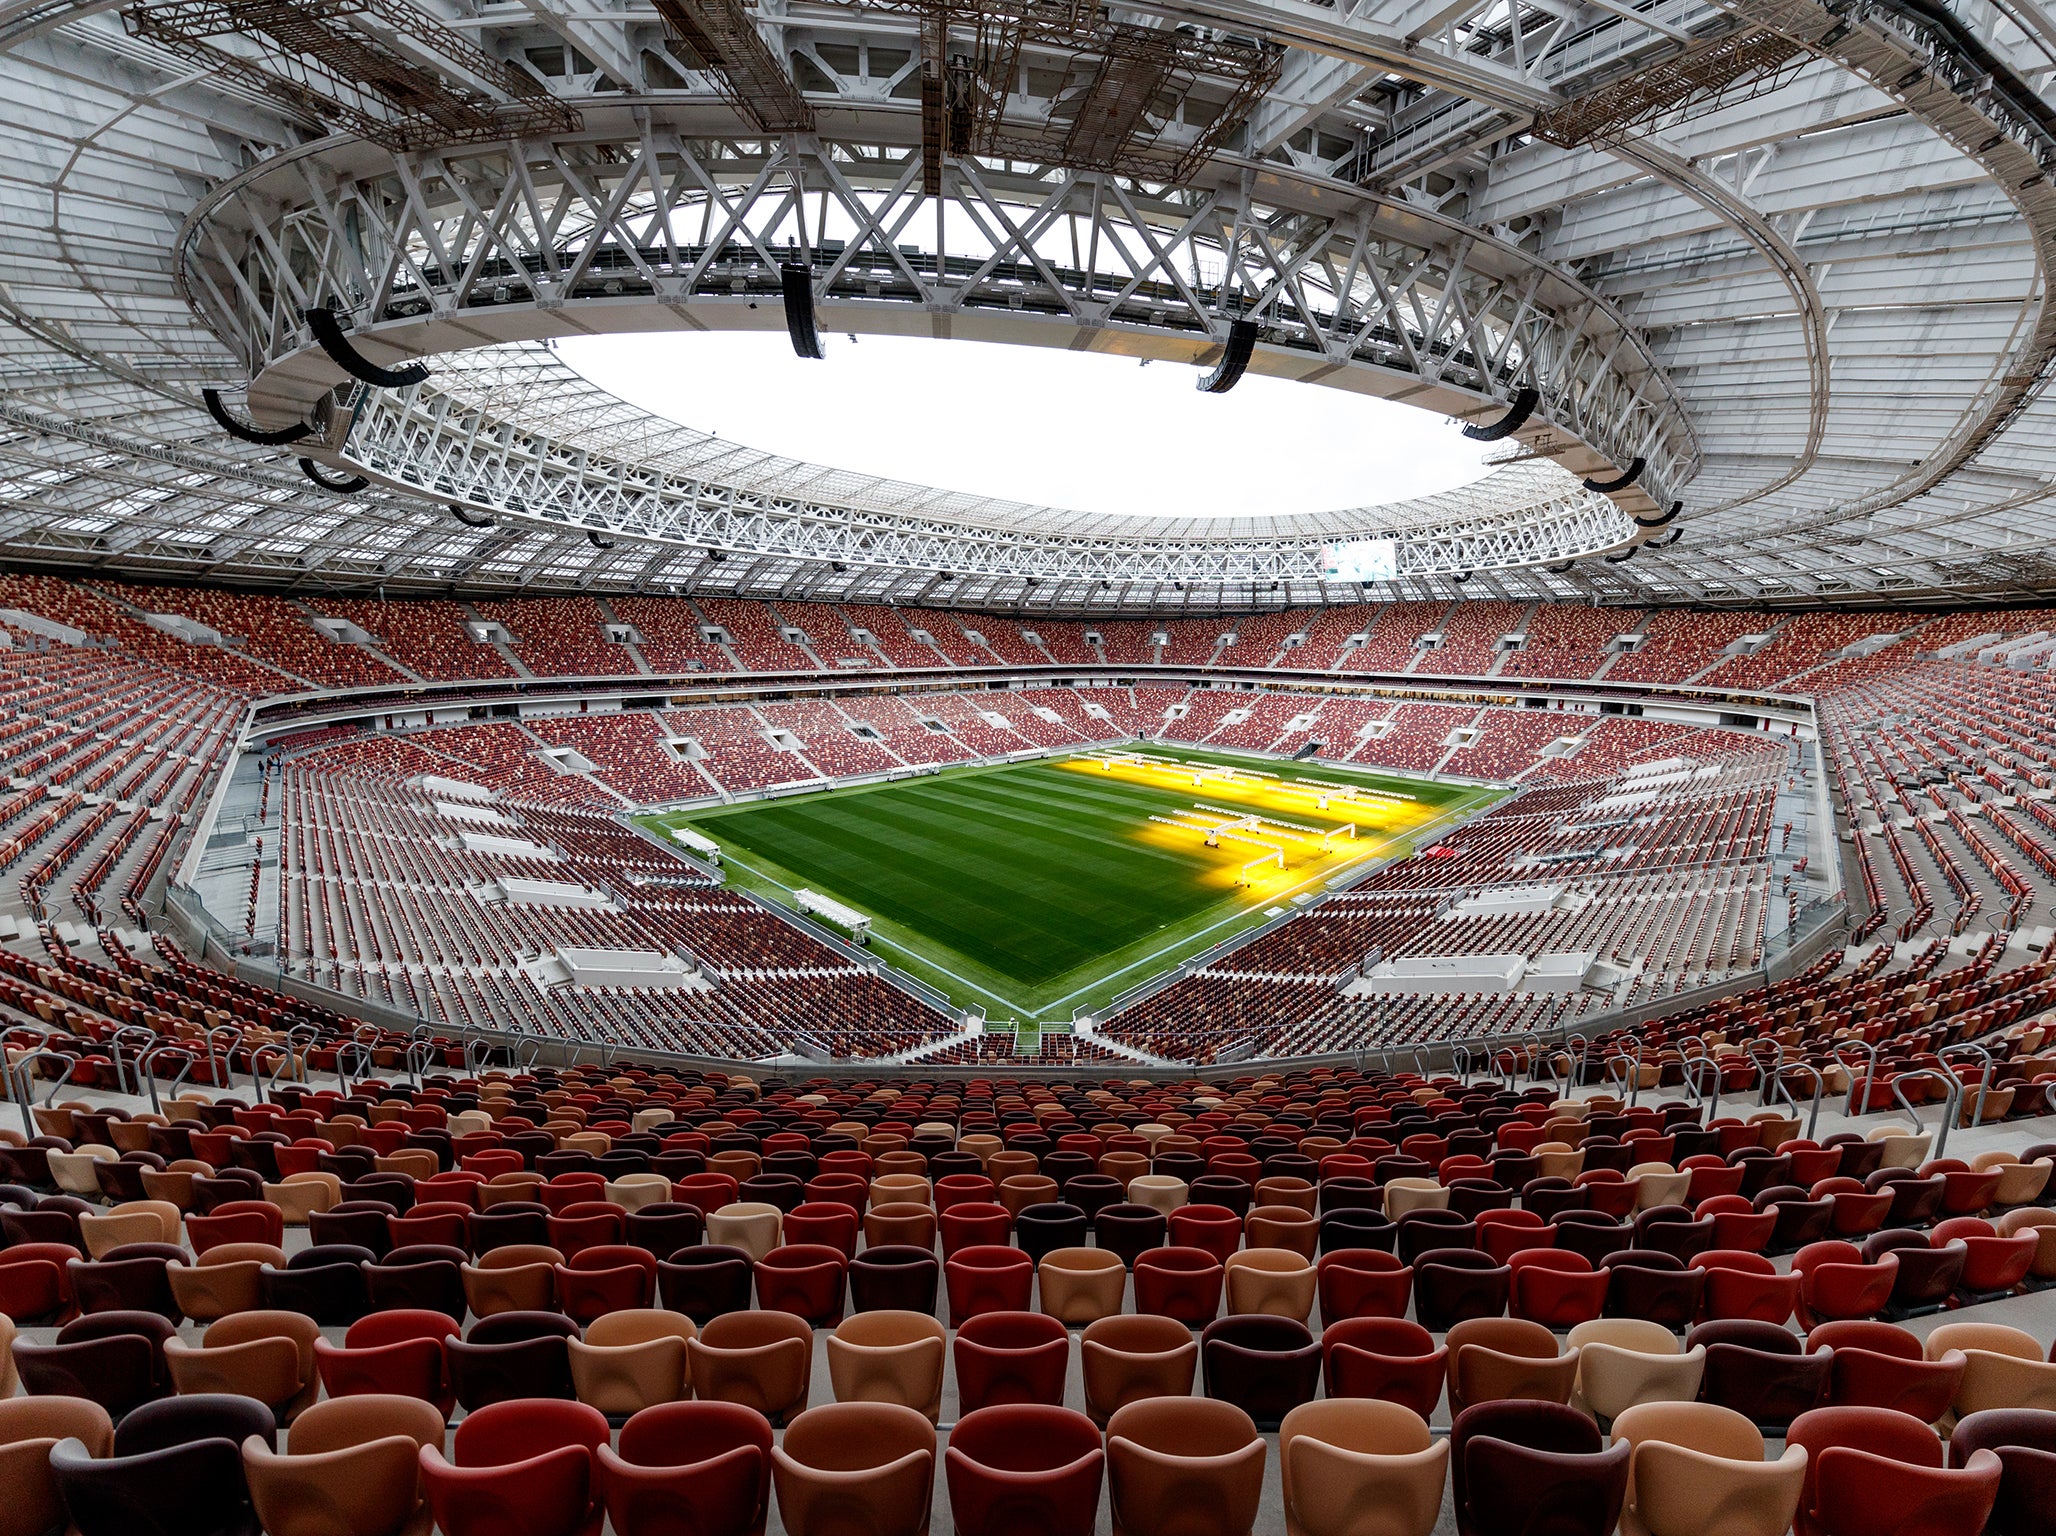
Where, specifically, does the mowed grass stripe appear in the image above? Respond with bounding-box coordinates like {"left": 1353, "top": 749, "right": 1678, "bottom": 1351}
{"left": 699, "top": 767, "right": 1224, "bottom": 981}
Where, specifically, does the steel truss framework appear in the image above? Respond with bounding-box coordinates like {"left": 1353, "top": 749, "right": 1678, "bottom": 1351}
{"left": 186, "top": 131, "right": 1691, "bottom": 529}
{"left": 2, "top": 0, "right": 2056, "bottom": 608}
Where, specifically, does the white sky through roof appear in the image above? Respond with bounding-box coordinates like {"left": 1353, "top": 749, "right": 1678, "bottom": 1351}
{"left": 556, "top": 331, "right": 1491, "bottom": 520}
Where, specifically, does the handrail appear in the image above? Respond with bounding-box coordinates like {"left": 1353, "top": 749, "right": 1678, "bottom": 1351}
{"left": 1939, "top": 1042, "right": 1994, "bottom": 1129}
{"left": 1676, "top": 1047, "right": 1714, "bottom": 1116}
{"left": 334, "top": 1040, "right": 373, "bottom": 1096}
{"left": 206, "top": 1024, "right": 244, "bottom": 1094}
{"left": 1559, "top": 1033, "right": 1590, "bottom": 1088}
{"left": 463, "top": 1037, "right": 493, "bottom": 1076}
{"left": 8, "top": 1049, "right": 75, "bottom": 1136}
{"left": 1888, "top": 1065, "right": 1963, "bottom": 1161}
{"left": 1603, "top": 1053, "right": 1637, "bottom": 1107}
{"left": 1517, "top": 1033, "right": 1545, "bottom": 1088}
{"left": 135, "top": 1042, "right": 194, "bottom": 1114}
{"left": 1781, "top": 1060, "right": 1827, "bottom": 1141}
{"left": 255, "top": 1042, "right": 298, "bottom": 1104}
{"left": 106, "top": 1025, "right": 156, "bottom": 1097}
{"left": 1840, "top": 1039, "right": 1882, "bottom": 1118}
{"left": 405, "top": 1040, "right": 438, "bottom": 1084}
{"left": 1449, "top": 1043, "right": 1477, "bottom": 1084}
{"left": 1409, "top": 1045, "right": 1431, "bottom": 1078}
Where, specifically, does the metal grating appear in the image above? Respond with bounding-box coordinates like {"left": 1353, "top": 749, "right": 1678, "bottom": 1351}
{"left": 121, "top": 0, "right": 579, "bottom": 150}
{"left": 651, "top": 0, "right": 815, "bottom": 133}
{"left": 1532, "top": 26, "right": 1808, "bottom": 150}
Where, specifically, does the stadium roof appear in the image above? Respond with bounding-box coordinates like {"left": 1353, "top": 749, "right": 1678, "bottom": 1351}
{"left": 2, "top": 0, "right": 2055, "bottom": 610}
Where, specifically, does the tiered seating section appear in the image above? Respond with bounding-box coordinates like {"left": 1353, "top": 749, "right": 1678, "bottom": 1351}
{"left": 1, "top": 1058, "right": 2053, "bottom": 1536}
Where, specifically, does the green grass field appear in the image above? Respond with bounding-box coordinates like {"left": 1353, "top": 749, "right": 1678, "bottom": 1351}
{"left": 639, "top": 745, "right": 1501, "bottom": 1020}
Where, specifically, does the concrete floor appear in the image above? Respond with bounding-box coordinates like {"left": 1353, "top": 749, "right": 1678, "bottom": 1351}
{"left": 14, "top": 1070, "right": 2056, "bottom": 1536}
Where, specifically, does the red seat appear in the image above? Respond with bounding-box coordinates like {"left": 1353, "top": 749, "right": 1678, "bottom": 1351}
{"left": 673, "top": 1174, "right": 741, "bottom": 1213}
{"left": 1166, "top": 1205, "right": 1241, "bottom": 1265}
{"left": 1695, "top": 1196, "right": 1776, "bottom": 1254}
{"left": 1314, "top": 1250, "right": 1412, "bottom": 1322}
{"left": 554, "top": 1245, "right": 658, "bottom": 1322}
{"left": 1793, "top": 1242, "right": 1898, "bottom": 1328}
{"left": 1132, "top": 1247, "right": 1224, "bottom": 1325}
{"left": 753, "top": 1244, "right": 846, "bottom": 1327}
{"left": 780, "top": 1203, "right": 860, "bottom": 1259}
{"left": 185, "top": 1203, "right": 283, "bottom": 1254}
{"left": 944, "top": 1404, "right": 1104, "bottom": 1536}
{"left": 1788, "top": 1405, "right": 2001, "bottom": 1536}
{"left": 539, "top": 1176, "right": 607, "bottom": 1216}
{"left": 1320, "top": 1317, "right": 1446, "bottom": 1419}
{"left": 937, "top": 1202, "right": 1013, "bottom": 1259}
{"left": 1812, "top": 1179, "right": 1894, "bottom": 1238}
{"left": 1931, "top": 1218, "right": 2038, "bottom": 1296}
{"left": 953, "top": 1310, "right": 1069, "bottom": 1413}
{"left": 596, "top": 1400, "right": 775, "bottom": 1536}
{"left": 1809, "top": 1320, "right": 1963, "bottom": 1424}
{"left": 1508, "top": 1249, "right": 1607, "bottom": 1329}
{"left": 389, "top": 1201, "right": 473, "bottom": 1250}
{"left": 945, "top": 1246, "right": 1034, "bottom": 1327}
{"left": 420, "top": 1398, "right": 611, "bottom": 1536}
{"left": 313, "top": 1307, "right": 459, "bottom": 1412}
{"left": 546, "top": 1204, "right": 624, "bottom": 1262}
{"left": 0, "top": 1243, "right": 76, "bottom": 1324}
{"left": 1476, "top": 1210, "right": 1554, "bottom": 1263}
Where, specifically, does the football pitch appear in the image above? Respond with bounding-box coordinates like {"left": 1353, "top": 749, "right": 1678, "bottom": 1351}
{"left": 638, "top": 745, "right": 1503, "bottom": 1021}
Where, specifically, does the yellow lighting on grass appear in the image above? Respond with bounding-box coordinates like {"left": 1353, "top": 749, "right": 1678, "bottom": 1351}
{"left": 1062, "top": 752, "right": 1441, "bottom": 893}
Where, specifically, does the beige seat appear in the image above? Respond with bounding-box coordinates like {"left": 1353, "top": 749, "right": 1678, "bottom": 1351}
{"left": 771, "top": 1401, "right": 935, "bottom": 1536}
{"left": 477, "top": 1172, "right": 546, "bottom": 1209}
{"left": 1106, "top": 1396, "right": 1266, "bottom": 1536}
{"left": 1628, "top": 1164, "right": 1693, "bottom": 1212}
{"left": 1567, "top": 1319, "right": 1707, "bottom": 1425}
{"left": 167, "top": 1242, "right": 287, "bottom": 1322}
{"left": 1446, "top": 1317, "right": 1581, "bottom": 1413}
{"left": 1612, "top": 1400, "right": 1807, "bottom": 1536}
{"left": 79, "top": 1199, "right": 182, "bottom": 1256}
{"left": 1382, "top": 1179, "right": 1448, "bottom": 1219}
{"left": 1534, "top": 1142, "right": 1588, "bottom": 1181}
{"left": 1972, "top": 1152, "right": 2053, "bottom": 1206}
{"left": 568, "top": 1308, "right": 695, "bottom": 1416}
{"left": 1996, "top": 1207, "right": 2056, "bottom": 1279}
{"left": 868, "top": 1173, "right": 933, "bottom": 1209}
{"left": 1278, "top": 1398, "right": 1446, "bottom": 1536}
{"left": 1926, "top": 1322, "right": 2056, "bottom": 1416}
{"left": 1038, "top": 1247, "right": 1128, "bottom": 1324}
{"left": 1224, "top": 1248, "right": 1316, "bottom": 1321}
{"left": 166, "top": 1309, "right": 321, "bottom": 1424}
{"left": 1128, "top": 1175, "right": 1188, "bottom": 1214}
{"left": 0, "top": 1314, "right": 13, "bottom": 1399}
{"left": 604, "top": 1174, "right": 673, "bottom": 1210}
{"left": 998, "top": 1175, "right": 1058, "bottom": 1218}
{"left": 263, "top": 1173, "right": 342, "bottom": 1225}
{"left": 460, "top": 1244, "right": 563, "bottom": 1317}
{"left": 0, "top": 1395, "right": 116, "bottom": 1536}
{"left": 862, "top": 1202, "right": 938, "bottom": 1250}
{"left": 706, "top": 1201, "right": 783, "bottom": 1262}
{"left": 689, "top": 1309, "right": 815, "bottom": 1423}
{"left": 956, "top": 1134, "right": 1002, "bottom": 1166}
{"left": 242, "top": 1394, "right": 446, "bottom": 1536}
{"left": 46, "top": 1145, "right": 118, "bottom": 1199}
{"left": 1082, "top": 1314, "right": 1200, "bottom": 1428}
{"left": 825, "top": 1310, "right": 947, "bottom": 1422}
{"left": 1867, "top": 1124, "right": 1932, "bottom": 1168}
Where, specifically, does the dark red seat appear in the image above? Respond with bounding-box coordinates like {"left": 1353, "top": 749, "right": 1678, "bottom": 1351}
{"left": 1862, "top": 1229, "right": 1966, "bottom": 1317}
{"left": 1809, "top": 1319, "right": 1962, "bottom": 1423}
{"left": 1931, "top": 1217, "right": 2038, "bottom": 1297}
{"left": 420, "top": 1397, "right": 610, "bottom": 1536}
{"left": 1951, "top": 1408, "right": 2056, "bottom": 1536}
{"left": 596, "top": 1400, "right": 774, "bottom": 1536}
{"left": 1508, "top": 1249, "right": 1607, "bottom": 1330}
{"left": 1133, "top": 1246, "right": 1224, "bottom": 1325}
{"left": 1687, "top": 1318, "right": 1831, "bottom": 1430}
{"left": 50, "top": 1391, "right": 274, "bottom": 1536}
{"left": 1789, "top": 1404, "right": 2000, "bottom": 1536}
{"left": 752, "top": 1244, "right": 846, "bottom": 1326}
{"left": 944, "top": 1404, "right": 1104, "bottom": 1536}
{"left": 656, "top": 1245, "right": 754, "bottom": 1323}
{"left": 1449, "top": 1398, "right": 1630, "bottom": 1536}
{"left": 1600, "top": 1249, "right": 1703, "bottom": 1330}
{"left": 847, "top": 1245, "right": 940, "bottom": 1315}
{"left": 1314, "top": 1248, "right": 1411, "bottom": 1322}
{"left": 365, "top": 1243, "right": 468, "bottom": 1320}
{"left": 1199, "top": 1314, "right": 1321, "bottom": 1430}
{"left": 312, "top": 1307, "right": 459, "bottom": 1412}
{"left": 447, "top": 1310, "right": 579, "bottom": 1410}
{"left": 952, "top": 1309, "right": 1070, "bottom": 1413}
{"left": 780, "top": 1202, "right": 860, "bottom": 1258}
{"left": 15, "top": 1310, "right": 175, "bottom": 1420}
{"left": 554, "top": 1244, "right": 659, "bottom": 1322}
{"left": 1793, "top": 1241, "right": 1898, "bottom": 1328}
{"left": 1413, "top": 1248, "right": 1511, "bottom": 1332}
{"left": 1320, "top": 1316, "right": 1446, "bottom": 1419}
{"left": 944, "top": 1245, "right": 1034, "bottom": 1327}
{"left": 1165, "top": 1204, "right": 1240, "bottom": 1264}
{"left": 1695, "top": 1195, "right": 1776, "bottom": 1254}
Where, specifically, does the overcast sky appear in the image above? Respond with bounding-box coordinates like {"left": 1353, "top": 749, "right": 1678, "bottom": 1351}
{"left": 557, "top": 331, "right": 1490, "bottom": 519}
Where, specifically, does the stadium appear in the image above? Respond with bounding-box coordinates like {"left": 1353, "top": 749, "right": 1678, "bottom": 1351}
{"left": 5, "top": 1, "right": 2056, "bottom": 1533}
